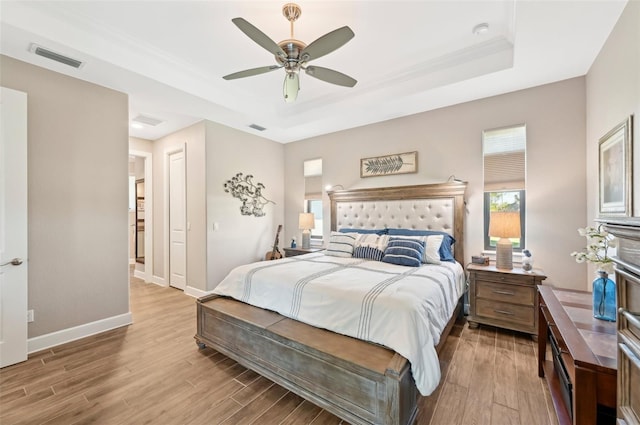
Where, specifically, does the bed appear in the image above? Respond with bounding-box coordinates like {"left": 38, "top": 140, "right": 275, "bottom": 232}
{"left": 195, "top": 182, "right": 467, "bottom": 425}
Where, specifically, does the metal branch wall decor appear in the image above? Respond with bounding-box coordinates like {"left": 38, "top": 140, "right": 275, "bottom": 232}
{"left": 224, "top": 172, "right": 275, "bottom": 217}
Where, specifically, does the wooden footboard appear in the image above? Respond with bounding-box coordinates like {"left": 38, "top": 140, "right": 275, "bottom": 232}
{"left": 195, "top": 294, "right": 462, "bottom": 425}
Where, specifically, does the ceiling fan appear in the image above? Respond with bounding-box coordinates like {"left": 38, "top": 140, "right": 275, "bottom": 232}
{"left": 223, "top": 3, "right": 357, "bottom": 102}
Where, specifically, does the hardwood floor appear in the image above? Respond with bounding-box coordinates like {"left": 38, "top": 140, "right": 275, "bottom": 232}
{"left": 0, "top": 272, "right": 559, "bottom": 425}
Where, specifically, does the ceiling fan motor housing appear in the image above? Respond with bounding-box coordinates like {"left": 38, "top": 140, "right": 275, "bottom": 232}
{"left": 276, "top": 39, "right": 307, "bottom": 70}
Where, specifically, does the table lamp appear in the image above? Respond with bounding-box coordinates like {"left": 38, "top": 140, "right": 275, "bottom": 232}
{"left": 489, "top": 211, "right": 521, "bottom": 269}
{"left": 299, "top": 213, "right": 315, "bottom": 249}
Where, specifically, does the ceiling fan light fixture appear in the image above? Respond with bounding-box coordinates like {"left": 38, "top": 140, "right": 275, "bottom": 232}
{"left": 283, "top": 72, "right": 300, "bottom": 102}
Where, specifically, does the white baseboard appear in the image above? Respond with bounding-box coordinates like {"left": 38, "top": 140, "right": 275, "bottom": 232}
{"left": 133, "top": 269, "right": 145, "bottom": 280}
{"left": 129, "top": 258, "right": 136, "bottom": 265}
{"left": 28, "top": 312, "right": 133, "bottom": 354}
{"left": 151, "top": 275, "right": 167, "bottom": 287}
{"left": 184, "top": 285, "right": 214, "bottom": 299}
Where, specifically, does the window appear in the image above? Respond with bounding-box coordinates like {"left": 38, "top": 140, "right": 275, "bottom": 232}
{"left": 305, "top": 199, "right": 323, "bottom": 240}
{"left": 304, "top": 159, "right": 323, "bottom": 242}
{"left": 483, "top": 125, "right": 526, "bottom": 251}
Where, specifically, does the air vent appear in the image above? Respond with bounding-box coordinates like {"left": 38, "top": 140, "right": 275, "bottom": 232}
{"left": 249, "top": 123, "right": 266, "bottom": 131}
{"left": 29, "top": 44, "right": 84, "bottom": 69}
{"left": 132, "top": 114, "right": 164, "bottom": 127}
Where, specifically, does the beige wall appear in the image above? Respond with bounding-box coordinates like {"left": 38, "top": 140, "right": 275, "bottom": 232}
{"left": 285, "top": 77, "right": 588, "bottom": 290}
{"left": 585, "top": 0, "right": 639, "bottom": 287}
{"left": 151, "top": 121, "right": 207, "bottom": 291}
{"left": 130, "top": 136, "right": 152, "bottom": 154}
{"left": 205, "top": 121, "right": 285, "bottom": 290}
{"left": 142, "top": 120, "right": 284, "bottom": 292}
{"left": 0, "top": 55, "right": 130, "bottom": 338}
{"left": 586, "top": 0, "right": 640, "bottom": 220}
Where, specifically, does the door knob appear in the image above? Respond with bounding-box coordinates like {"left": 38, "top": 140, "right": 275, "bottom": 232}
{"left": 1, "top": 258, "right": 23, "bottom": 267}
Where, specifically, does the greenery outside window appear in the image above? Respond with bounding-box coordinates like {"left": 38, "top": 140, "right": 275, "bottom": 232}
{"left": 484, "top": 190, "right": 526, "bottom": 250}
{"left": 483, "top": 125, "right": 526, "bottom": 251}
{"left": 305, "top": 199, "right": 323, "bottom": 240}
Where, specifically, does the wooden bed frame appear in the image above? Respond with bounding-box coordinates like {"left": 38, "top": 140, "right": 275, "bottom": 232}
{"left": 195, "top": 182, "right": 467, "bottom": 425}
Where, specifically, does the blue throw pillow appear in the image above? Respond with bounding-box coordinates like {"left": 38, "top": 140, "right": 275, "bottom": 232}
{"left": 339, "top": 228, "right": 388, "bottom": 235}
{"left": 387, "top": 229, "right": 455, "bottom": 262}
{"left": 353, "top": 246, "right": 385, "bottom": 261}
{"left": 381, "top": 237, "right": 425, "bottom": 267}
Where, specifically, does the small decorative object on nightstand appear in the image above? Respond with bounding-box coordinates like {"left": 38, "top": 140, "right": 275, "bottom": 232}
{"left": 522, "top": 249, "right": 533, "bottom": 271}
{"left": 467, "top": 263, "right": 546, "bottom": 337}
{"left": 283, "top": 247, "right": 322, "bottom": 257}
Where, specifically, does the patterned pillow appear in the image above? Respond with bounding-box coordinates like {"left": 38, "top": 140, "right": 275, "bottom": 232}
{"left": 381, "top": 237, "right": 425, "bottom": 267}
{"left": 324, "top": 231, "right": 357, "bottom": 257}
{"left": 393, "top": 234, "right": 443, "bottom": 264}
{"left": 352, "top": 234, "right": 389, "bottom": 261}
{"left": 387, "top": 229, "right": 456, "bottom": 262}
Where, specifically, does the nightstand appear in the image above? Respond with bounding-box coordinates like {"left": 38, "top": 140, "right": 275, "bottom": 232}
{"left": 283, "top": 247, "right": 323, "bottom": 257}
{"left": 467, "top": 264, "right": 546, "bottom": 337}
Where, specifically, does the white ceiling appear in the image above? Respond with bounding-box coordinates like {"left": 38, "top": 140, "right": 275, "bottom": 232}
{"left": 0, "top": 1, "right": 628, "bottom": 143}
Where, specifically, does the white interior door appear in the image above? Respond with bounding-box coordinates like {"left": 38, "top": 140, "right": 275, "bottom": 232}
{"left": 169, "top": 150, "right": 186, "bottom": 290}
{"left": 0, "top": 87, "right": 28, "bottom": 367}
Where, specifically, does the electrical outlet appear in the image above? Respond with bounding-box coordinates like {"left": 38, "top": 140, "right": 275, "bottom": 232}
{"left": 27, "top": 309, "right": 34, "bottom": 323}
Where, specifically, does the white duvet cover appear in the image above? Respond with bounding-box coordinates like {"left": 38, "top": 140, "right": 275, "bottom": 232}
{"left": 212, "top": 251, "right": 466, "bottom": 396}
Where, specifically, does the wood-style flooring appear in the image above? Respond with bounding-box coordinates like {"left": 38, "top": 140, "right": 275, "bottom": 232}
{"left": 0, "top": 271, "right": 559, "bottom": 425}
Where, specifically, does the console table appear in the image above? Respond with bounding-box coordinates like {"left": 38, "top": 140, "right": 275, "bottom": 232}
{"left": 537, "top": 286, "right": 617, "bottom": 425}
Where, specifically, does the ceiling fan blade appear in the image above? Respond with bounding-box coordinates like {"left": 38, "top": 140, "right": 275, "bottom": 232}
{"left": 232, "top": 17, "right": 286, "bottom": 57}
{"left": 223, "top": 65, "right": 281, "bottom": 80}
{"left": 300, "top": 26, "right": 355, "bottom": 62}
{"left": 305, "top": 66, "right": 357, "bottom": 87}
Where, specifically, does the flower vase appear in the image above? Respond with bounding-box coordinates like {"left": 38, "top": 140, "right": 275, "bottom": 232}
{"left": 592, "top": 271, "right": 616, "bottom": 321}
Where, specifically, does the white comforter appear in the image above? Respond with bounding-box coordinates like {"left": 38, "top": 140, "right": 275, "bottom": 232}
{"left": 212, "top": 252, "right": 466, "bottom": 396}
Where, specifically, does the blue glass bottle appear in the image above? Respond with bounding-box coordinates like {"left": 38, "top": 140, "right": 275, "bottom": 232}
{"left": 592, "top": 271, "right": 616, "bottom": 321}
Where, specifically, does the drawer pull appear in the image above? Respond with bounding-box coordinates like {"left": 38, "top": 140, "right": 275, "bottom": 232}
{"left": 619, "top": 343, "right": 640, "bottom": 370}
{"left": 619, "top": 308, "right": 640, "bottom": 331}
{"left": 492, "top": 290, "right": 515, "bottom": 296}
{"left": 494, "top": 309, "right": 514, "bottom": 316}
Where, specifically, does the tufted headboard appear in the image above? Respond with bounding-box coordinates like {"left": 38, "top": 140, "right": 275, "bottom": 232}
{"left": 328, "top": 182, "right": 467, "bottom": 264}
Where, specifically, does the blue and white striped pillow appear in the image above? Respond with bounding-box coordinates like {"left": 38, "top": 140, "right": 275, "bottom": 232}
{"left": 353, "top": 245, "right": 385, "bottom": 261}
{"left": 353, "top": 234, "right": 388, "bottom": 261}
{"left": 381, "top": 237, "right": 425, "bottom": 267}
{"left": 324, "top": 231, "right": 357, "bottom": 257}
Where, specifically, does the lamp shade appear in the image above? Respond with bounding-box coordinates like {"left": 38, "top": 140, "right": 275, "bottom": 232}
{"left": 489, "top": 211, "right": 520, "bottom": 270}
{"left": 488, "top": 211, "right": 521, "bottom": 238}
{"left": 298, "top": 213, "right": 315, "bottom": 230}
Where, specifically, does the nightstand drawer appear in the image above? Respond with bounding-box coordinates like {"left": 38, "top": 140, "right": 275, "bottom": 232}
{"left": 476, "top": 281, "right": 535, "bottom": 306}
{"left": 475, "top": 299, "right": 535, "bottom": 327}
{"left": 473, "top": 270, "right": 538, "bottom": 286}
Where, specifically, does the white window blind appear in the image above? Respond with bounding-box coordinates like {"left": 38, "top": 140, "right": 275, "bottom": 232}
{"left": 483, "top": 125, "right": 526, "bottom": 191}
{"left": 304, "top": 159, "right": 322, "bottom": 199}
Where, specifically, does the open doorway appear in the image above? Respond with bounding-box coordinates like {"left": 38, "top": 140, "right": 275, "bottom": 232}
{"left": 129, "top": 150, "right": 153, "bottom": 283}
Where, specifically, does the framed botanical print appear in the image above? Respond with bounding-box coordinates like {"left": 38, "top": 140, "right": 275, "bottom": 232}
{"left": 599, "top": 115, "right": 633, "bottom": 216}
{"left": 360, "top": 151, "right": 417, "bottom": 178}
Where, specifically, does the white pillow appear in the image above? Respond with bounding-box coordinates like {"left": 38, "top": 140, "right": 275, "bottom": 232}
{"left": 390, "top": 234, "right": 443, "bottom": 264}
{"left": 352, "top": 234, "right": 389, "bottom": 261}
{"left": 423, "top": 234, "right": 444, "bottom": 264}
{"left": 324, "top": 231, "right": 357, "bottom": 257}
{"left": 355, "top": 233, "right": 389, "bottom": 250}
